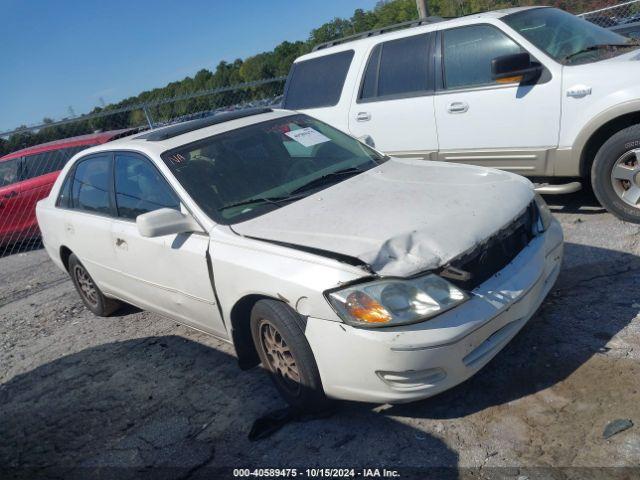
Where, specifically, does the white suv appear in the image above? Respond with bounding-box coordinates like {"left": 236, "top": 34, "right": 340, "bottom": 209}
{"left": 283, "top": 6, "right": 640, "bottom": 223}
{"left": 36, "top": 108, "right": 562, "bottom": 409}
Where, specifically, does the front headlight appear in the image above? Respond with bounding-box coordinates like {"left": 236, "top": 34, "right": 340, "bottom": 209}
{"left": 326, "top": 274, "right": 469, "bottom": 328}
{"left": 534, "top": 193, "right": 553, "bottom": 233}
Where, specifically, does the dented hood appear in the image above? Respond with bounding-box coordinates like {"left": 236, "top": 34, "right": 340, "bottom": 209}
{"left": 232, "top": 158, "right": 534, "bottom": 276}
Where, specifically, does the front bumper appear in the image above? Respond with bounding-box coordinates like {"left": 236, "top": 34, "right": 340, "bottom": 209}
{"left": 305, "top": 219, "right": 563, "bottom": 404}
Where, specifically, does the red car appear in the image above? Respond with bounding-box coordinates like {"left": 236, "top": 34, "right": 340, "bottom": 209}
{"left": 0, "top": 130, "right": 133, "bottom": 248}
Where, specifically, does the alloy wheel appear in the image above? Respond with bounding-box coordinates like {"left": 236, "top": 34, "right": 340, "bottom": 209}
{"left": 610, "top": 149, "right": 640, "bottom": 209}
{"left": 74, "top": 264, "right": 98, "bottom": 306}
{"left": 259, "top": 320, "right": 301, "bottom": 396}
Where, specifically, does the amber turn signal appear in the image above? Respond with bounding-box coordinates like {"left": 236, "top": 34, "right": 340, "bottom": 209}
{"left": 345, "top": 291, "right": 392, "bottom": 323}
{"left": 496, "top": 75, "right": 523, "bottom": 84}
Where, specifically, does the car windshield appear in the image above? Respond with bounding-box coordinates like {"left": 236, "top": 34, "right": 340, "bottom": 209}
{"left": 503, "top": 7, "right": 639, "bottom": 65}
{"left": 161, "top": 114, "right": 387, "bottom": 224}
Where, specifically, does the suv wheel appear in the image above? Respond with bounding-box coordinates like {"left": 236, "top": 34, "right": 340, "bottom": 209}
{"left": 250, "top": 299, "right": 330, "bottom": 411}
{"left": 68, "top": 253, "right": 121, "bottom": 316}
{"left": 592, "top": 124, "right": 640, "bottom": 223}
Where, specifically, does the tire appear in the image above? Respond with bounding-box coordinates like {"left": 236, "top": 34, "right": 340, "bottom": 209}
{"left": 68, "top": 253, "right": 121, "bottom": 316}
{"left": 250, "top": 299, "right": 330, "bottom": 412}
{"left": 591, "top": 124, "right": 640, "bottom": 223}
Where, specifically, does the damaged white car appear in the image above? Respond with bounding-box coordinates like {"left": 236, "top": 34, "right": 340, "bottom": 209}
{"left": 36, "top": 108, "right": 563, "bottom": 410}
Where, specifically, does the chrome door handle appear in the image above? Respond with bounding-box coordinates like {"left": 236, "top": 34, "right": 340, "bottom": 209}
{"left": 356, "top": 112, "right": 371, "bottom": 122}
{"left": 447, "top": 102, "right": 469, "bottom": 114}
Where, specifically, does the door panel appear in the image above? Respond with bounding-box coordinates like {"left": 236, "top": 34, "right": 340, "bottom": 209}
{"left": 109, "top": 152, "right": 226, "bottom": 337}
{"left": 111, "top": 220, "right": 225, "bottom": 337}
{"left": 349, "top": 97, "right": 438, "bottom": 157}
{"left": 348, "top": 32, "right": 439, "bottom": 158}
{"left": 433, "top": 24, "right": 562, "bottom": 175}
{"left": 62, "top": 210, "right": 119, "bottom": 292}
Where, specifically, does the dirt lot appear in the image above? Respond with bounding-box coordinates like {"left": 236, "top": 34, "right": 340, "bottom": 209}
{"left": 1, "top": 191, "right": 639, "bottom": 479}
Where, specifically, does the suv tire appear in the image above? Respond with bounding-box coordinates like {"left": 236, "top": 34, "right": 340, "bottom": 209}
{"left": 68, "top": 253, "right": 121, "bottom": 316}
{"left": 250, "top": 299, "right": 331, "bottom": 411}
{"left": 592, "top": 124, "right": 640, "bottom": 223}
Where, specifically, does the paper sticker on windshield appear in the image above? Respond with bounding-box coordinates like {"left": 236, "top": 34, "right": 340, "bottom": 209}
{"left": 285, "top": 127, "right": 330, "bottom": 148}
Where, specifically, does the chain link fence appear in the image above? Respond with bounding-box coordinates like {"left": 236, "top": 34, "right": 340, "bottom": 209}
{"left": 0, "top": 77, "right": 286, "bottom": 256}
{"left": 579, "top": 0, "right": 640, "bottom": 33}
{"left": 1, "top": 1, "right": 639, "bottom": 257}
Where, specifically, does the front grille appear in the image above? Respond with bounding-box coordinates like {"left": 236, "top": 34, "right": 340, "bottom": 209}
{"left": 446, "top": 202, "right": 538, "bottom": 291}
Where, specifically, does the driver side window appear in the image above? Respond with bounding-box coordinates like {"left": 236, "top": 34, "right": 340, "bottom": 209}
{"left": 114, "top": 153, "right": 180, "bottom": 220}
{"left": 443, "top": 25, "right": 522, "bottom": 90}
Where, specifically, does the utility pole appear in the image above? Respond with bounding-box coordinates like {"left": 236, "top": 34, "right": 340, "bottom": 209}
{"left": 416, "top": 0, "right": 429, "bottom": 18}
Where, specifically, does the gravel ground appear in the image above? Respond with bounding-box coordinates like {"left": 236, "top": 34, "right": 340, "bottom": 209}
{"left": 1, "top": 191, "right": 639, "bottom": 479}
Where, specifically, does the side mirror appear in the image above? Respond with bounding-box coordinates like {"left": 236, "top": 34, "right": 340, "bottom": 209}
{"left": 136, "top": 208, "right": 203, "bottom": 238}
{"left": 491, "top": 52, "right": 542, "bottom": 84}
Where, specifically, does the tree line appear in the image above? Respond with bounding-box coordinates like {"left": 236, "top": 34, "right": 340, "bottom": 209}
{"left": 0, "top": 0, "right": 622, "bottom": 157}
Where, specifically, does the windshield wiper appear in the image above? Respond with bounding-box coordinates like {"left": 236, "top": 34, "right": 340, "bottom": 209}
{"left": 218, "top": 167, "right": 367, "bottom": 212}
{"left": 563, "top": 43, "right": 639, "bottom": 62}
{"left": 287, "top": 167, "right": 365, "bottom": 196}
{"left": 218, "top": 194, "right": 305, "bottom": 211}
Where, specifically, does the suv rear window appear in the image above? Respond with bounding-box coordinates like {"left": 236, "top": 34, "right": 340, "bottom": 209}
{"left": 360, "top": 33, "right": 432, "bottom": 101}
{"left": 283, "top": 50, "right": 354, "bottom": 110}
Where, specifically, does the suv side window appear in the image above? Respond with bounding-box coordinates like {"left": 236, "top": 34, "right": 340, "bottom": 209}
{"left": 442, "top": 25, "right": 522, "bottom": 90}
{"left": 283, "top": 50, "right": 354, "bottom": 110}
{"left": 114, "top": 153, "right": 179, "bottom": 220}
{"left": 0, "top": 158, "right": 20, "bottom": 187}
{"left": 70, "top": 155, "right": 112, "bottom": 214}
{"left": 360, "top": 33, "right": 432, "bottom": 101}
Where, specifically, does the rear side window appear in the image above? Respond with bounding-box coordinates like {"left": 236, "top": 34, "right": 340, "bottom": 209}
{"left": 114, "top": 153, "right": 180, "bottom": 220}
{"left": 70, "top": 155, "right": 112, "bottom": 214}
{"left": 22, "top": 146, "right": 90, "bottom": 180}
{"left": 360, "top": 33, "right": 432, "bottom": 101}
{"left": 442, "top": 25, "right": 522, "bottom": 90}
{"left": 283, "top": 50, "right": 354, "bottom": 109}
{"left": 0, "top": 158, "right": 20, "bottom": 187}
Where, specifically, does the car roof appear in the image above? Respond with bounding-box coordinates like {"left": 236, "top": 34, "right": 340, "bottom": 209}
{"left": 72, "top": 109, "right": 295, "bottom": 159}
{"left": 0, "top": 128, "right": 134, "bottom": 162}
{"left": 297, "top": 6, "right": 543, "bottom": 61}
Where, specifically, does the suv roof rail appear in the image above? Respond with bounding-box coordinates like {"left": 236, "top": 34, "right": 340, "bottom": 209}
{"left": 311, "top": 16, "right": 446, "bottom": 51}
{"left": 134, "top": 108, "right": 273, "bottom": 142}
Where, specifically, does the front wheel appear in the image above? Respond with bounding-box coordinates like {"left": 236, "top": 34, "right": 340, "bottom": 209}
{"left": 250, "top": 299, "right": 330, "bottom": 411}
{"left": 591, "top": 124, "right": 640, "bottom": 223}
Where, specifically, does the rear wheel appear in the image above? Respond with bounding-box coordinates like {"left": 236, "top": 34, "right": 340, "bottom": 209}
{"left": 250, "top": 299, "right": 330, "bottom": 411}
{"left": 68, "top": 253, "right": 121, "bottom": 316}
{"left": 591, "top": 124, "right": 640, "bottom": 223}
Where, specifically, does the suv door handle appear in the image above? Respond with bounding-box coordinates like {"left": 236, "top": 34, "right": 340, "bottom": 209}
{"left": 447, "top": 102, "right": 469, "bottom": 114}
{"left": 356, "top": 112, "right": 371, "bottom": 122}
{"left": 3, "top": 190, "right": 18, "bottom": 199}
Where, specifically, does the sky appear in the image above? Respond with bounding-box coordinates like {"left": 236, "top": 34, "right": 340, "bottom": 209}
{"left": 0, "top": 0, "right": 378, "bottom": 132}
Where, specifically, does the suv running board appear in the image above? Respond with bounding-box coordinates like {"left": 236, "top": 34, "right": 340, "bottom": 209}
{"left": 534, "top": 181, "right": 582, "bottom": 195}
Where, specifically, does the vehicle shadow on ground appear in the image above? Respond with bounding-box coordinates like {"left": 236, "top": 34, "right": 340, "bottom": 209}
{"left": 0, "top": 335, "right": 459, "bottom": 478}
{"left": 382, "top": 241, "right": 640, "bottom": 420}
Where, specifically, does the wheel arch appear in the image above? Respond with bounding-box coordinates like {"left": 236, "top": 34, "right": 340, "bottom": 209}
{"left": 59, "top": 245, "right": 73, "bottom": 271}
{"left": 577, "top": 108, "right": 640, "bottom": 179}
{"left": 229, "top": 293, "right": 280, "bottom": 370}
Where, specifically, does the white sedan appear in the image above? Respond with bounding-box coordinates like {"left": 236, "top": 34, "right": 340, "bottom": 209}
{"left": 36, "top": 108, "right": 563, "bottom": 410}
